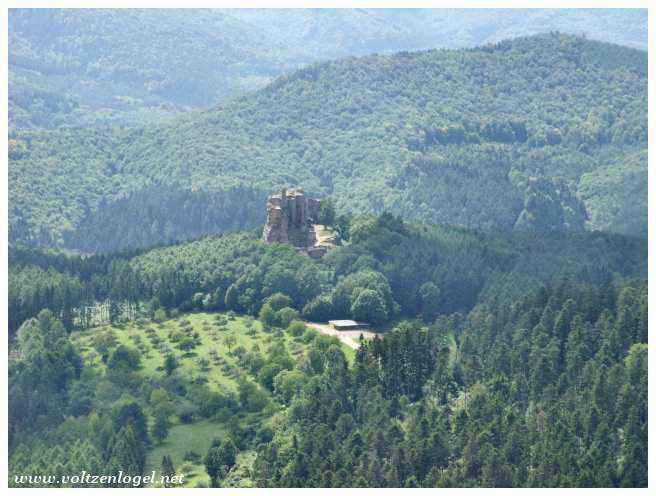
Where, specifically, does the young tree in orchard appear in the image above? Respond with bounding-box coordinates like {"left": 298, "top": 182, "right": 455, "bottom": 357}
{"left": 163, "top": 354, "right": 178, "bottom": 376}
{"left": 224, "top": 334, "right": 237, "bottom": 353}
{"left": 178, "top": 336, "right": 198, "bottom": 352}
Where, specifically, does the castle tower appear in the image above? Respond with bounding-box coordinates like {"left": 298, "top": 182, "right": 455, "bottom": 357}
{"left": 262, "top": 187, "right": 320, "bottom": 247}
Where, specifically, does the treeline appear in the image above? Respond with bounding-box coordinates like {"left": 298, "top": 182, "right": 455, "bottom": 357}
{"left": 254, "top": 281, "right": 647, "bottom": 487}
{"left": 9, "top": 214, "right": 647, "bottom": 336}
{"left": 8, "top": 246, "right": 142, "bottom": 332}
{"left": 63, "top": 185, "right": 267, "bottom": 253}
{"left": 9, "top": 180, "right": 267, "bottom": 252}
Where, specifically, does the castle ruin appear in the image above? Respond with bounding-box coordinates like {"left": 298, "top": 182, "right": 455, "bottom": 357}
{"left": 262, "top": 187, "right": 328, "bottom": 258}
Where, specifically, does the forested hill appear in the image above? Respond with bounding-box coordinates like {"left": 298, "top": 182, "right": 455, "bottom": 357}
{"left": 9, "top": 34, "right": 647, "bottom": 251}
{"left": 8, "top": 220, "right": 647, "bottom": 488}
{"left": 9, "top": 9, "right": 646, "bottom": 129}
{"left": 8, "top": 214, "right": 647, "bottom": 336}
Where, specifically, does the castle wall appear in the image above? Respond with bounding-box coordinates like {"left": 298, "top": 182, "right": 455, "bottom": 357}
{"left": 262, "top": 188, "right": 321, "bottom": 249}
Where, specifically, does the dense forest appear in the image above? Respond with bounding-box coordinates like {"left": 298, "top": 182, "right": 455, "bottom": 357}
{"left": 7, "top": 13, "right": 649, "bottom": 489}
{"left": 9, "top": 34, "right": 648, "bottom": 252}
{"left": 8, "top": 213, "right": 647, "bottom": 487}
{"left": 9, "top": 9, "right": 646, "bottom": 129}
{"left": 8, "top": 214, "right": 647, "bottom": 336}
{"left": 256, "top": 282, "right": 647, "bottom": 487}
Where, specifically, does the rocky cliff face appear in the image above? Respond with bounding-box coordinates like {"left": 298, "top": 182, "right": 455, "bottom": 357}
{"left": 263, "top": 188, "right": 326, "bottom": 257}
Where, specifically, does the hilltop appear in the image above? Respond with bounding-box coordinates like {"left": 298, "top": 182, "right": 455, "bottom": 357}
{"left": 9, "top": 9, "right": 646, "bottom": 129}
{"left": 9, "top": 34, "right": 647, "bottom": 251}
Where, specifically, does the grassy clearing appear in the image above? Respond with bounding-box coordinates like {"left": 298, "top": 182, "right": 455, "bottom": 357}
{"left": 145, "top": 419, "right": 224, "bottom": 487}
{"left": 73, "top": 311, "right": 346, "bottom": 392}
{"left": 144, "top": 419, "right": 260, "bottom": 487}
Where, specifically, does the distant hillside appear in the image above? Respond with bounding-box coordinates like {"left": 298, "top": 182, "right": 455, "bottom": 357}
{"left": 9, "top": 34, "right": 647, "bottom": 251}
{"left": 9, "top": 8, "right": 646, "bottom": 129}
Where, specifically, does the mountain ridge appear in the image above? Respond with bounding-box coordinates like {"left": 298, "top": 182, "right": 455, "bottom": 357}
{"left": 9, "top": 8, "right": 646, "bottom": 129}
{"left": 9, "top": 33, "right": 647, "bottom": 251}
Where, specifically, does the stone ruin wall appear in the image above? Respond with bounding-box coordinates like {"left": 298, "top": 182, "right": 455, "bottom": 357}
{"left": 262, "top": 195, "right": 289, "bottom": 244}
{"left": 262, "top": 188, "right": 324, "bottom": 256}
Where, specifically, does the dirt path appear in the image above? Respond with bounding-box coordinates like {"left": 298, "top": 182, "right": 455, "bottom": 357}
{"left": 305, "top": 322, "right": 377, "bottom": 350}
{"left": 314, "top": 224, "right": 339, "bottom": 247}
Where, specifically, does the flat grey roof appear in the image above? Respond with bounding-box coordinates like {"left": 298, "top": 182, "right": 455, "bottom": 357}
{"left": 329, "top": 320, "right": 369, "bottom": 327}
